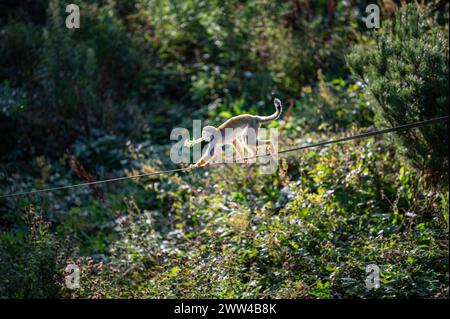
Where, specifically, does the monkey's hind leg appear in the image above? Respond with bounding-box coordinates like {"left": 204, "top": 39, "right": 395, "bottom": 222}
{"left": 241, "top": 132, "right": 258, "bottom": 164}
{"left": 258, "top": 139, "right": 276, "bottom": 156}
{"left": 232, "top": 139, "right": 247, "bottom": 164}
{"left": 191, "top": 145, "right": 217, "bottom": 168}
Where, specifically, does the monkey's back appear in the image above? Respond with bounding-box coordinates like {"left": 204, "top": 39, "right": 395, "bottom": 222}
{"left": 218, "top": 114, "right": 258, "bottom": 131}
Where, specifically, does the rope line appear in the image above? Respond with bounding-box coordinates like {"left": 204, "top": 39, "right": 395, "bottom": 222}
{"left": 0, "top": 168, "right": 185, "bottom": 198}
{"left": 1, "top": 115, "right": 448, "bottom": 199}
{"left": 278, "top": 115, "right": 449, "bottom": 155}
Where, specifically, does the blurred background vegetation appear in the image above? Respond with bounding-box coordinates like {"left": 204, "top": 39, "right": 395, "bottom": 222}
{"left": 0, "top": 0, "right": 448, "bottom": 298}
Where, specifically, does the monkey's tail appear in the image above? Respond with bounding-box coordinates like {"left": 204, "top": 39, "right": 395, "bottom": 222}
{"left": 257, "top": 98, "right": 283, "bottom": 124}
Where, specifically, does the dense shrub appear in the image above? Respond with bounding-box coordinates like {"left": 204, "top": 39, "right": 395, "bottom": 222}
{"left": 347, "top": 4, "right": 449, "bottom": 186}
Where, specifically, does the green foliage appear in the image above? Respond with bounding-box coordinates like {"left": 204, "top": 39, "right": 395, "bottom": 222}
{"left": 0, "top": 1, "right": 448, "bottom": 299}
{"left": 347, "top": 4, "right": 449, "bottom": 185}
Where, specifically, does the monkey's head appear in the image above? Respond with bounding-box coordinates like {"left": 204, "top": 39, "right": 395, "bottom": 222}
{"left": 184, "top": 125, "right": 219, "bottom": 148}
{"left": 202, "top": 126, "right": 220, "bottom": 142}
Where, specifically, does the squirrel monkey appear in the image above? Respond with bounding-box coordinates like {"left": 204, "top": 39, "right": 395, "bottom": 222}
{"left": 186, "top": 98, "right": 283, "bottom": 168}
